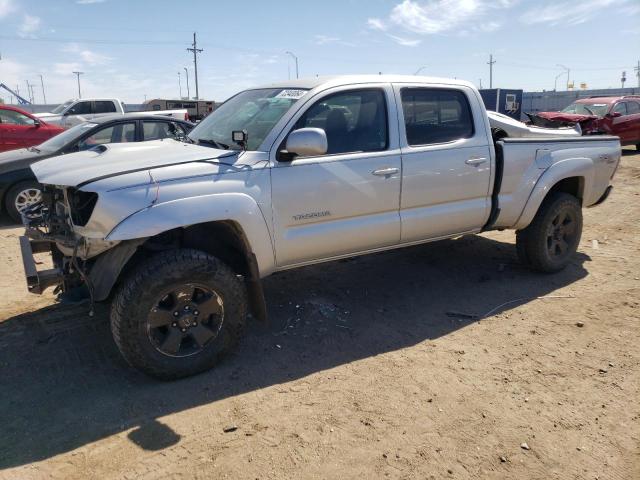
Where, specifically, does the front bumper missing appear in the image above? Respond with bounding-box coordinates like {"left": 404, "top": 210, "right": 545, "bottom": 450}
{"left": 19, "top": 236, "right": 63, "bottom": 294}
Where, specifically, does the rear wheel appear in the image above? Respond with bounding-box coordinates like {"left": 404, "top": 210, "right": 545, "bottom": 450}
{"left": 516, "top": 192, "right": 582, "bottom": 273}
{"left": 6, "top": 180, "right": 42, "bottom": 224}
{"left": 111, "top": 249, "right": 247, "bottom": 380}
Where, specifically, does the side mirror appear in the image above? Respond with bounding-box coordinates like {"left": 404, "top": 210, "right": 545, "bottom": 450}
{"left": 33, "top": 119, "right": 41, "bottom": 127}
{"left": 285, "top": 128, "right": 328, "bottom": 158}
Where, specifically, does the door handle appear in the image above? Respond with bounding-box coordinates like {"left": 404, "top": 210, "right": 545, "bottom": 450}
{"left": 465, "top": 157, "right": 487, "bottom": 166}
{"left": 372, "top": 167, "right": 399, "bottom": 176}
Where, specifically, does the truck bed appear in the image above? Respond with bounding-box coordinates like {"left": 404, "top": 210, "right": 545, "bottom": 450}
{"left": 491, "top": 136, "right": 621, "bottom": 229}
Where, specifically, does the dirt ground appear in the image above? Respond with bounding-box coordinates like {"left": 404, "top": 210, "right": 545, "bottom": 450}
{"left": 0, "top": 148, "right": 638, "bottom": 480}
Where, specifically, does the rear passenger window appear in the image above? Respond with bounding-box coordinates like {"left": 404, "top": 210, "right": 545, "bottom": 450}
{"left": 94, "top": 101, "right": 117, "bottom": 114}
{"left": 143, "top": 121, "right": 182, "bottom": 140}
{"left": 626, "top": 102, "right": 640, "bottom": 114}
{"left": 401, "top": 88, "right": 474, "bottom": 145}
{"left": 295, "top": 89, "right": 388, "bottom": 155}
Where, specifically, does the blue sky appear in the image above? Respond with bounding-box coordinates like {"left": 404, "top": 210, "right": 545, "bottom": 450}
{"left": 0, "top": 0, "right": 638, "bottom": 104}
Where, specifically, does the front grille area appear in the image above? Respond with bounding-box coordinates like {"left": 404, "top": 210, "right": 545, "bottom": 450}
{"left": 67, "top": 188, "right": 98, "bottom": 227}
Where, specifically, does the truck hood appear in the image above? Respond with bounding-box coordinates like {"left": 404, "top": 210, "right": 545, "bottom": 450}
{"left": 34, "top": 112, "right": 58, "bottom": 119}
{"left": 31, "top": 140, "right": 237, "bottom": 187}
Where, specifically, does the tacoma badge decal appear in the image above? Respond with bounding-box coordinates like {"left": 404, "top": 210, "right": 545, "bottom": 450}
{"left": 292, "top": 211, "right": 331, "bottom": 221}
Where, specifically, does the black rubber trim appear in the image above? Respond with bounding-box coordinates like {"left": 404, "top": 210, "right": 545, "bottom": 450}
{"left": 482, "top": 143, "right": 504, "bottom": 231}
{"left": 590, "top": 185, "right": 613, "bottom": 207}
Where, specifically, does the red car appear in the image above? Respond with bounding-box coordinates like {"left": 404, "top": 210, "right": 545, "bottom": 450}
{"left": 0, "top": 105, "right": 65, "bottom": 153}
{"left": 528, "top": 96, "right": 640, "bottom": 149}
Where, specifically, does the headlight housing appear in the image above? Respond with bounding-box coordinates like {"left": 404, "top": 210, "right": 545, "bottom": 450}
{"left": 67, "top": 188, "right": 98, "bottom": 226}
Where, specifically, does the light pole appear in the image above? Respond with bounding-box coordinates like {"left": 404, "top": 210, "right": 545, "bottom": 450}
{"left": 39, "top": 74, "right": 46, "bottom": 104}
{"left": 286, "top": 51, "right": 299, "bottom": 79}
{"left": 553, "top": 71, "right": 564, "bottom": 92}
{"left": 178, "top": 71, "right": 182, "bottom": 99}
{"left": 72, "top": 71, "right": 84, "bottom": 98}
{"left": 557, "top": 64, "right": 570, "bottom": 91}
{"left": 184, "top": 67, "right": 190, "bottom": 99}
{"left": 414, "top": 66, "right": 427, "bottom": 75}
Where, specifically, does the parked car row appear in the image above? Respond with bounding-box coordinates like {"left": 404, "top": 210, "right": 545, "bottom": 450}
{"left": 528, "top": 95, "right": 640, "bottom": 148}
{"left": 35, "top": 98, "right": 190, "bottom": 129}
{"left": 0, "top": 112, "right": 193, "bottom": 222}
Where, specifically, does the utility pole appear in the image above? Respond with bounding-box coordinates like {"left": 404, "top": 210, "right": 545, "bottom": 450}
{"left": 39, "top": 74, "right": 46, "bottom": 104}
{"left": 635, "top": 60, "right": 640, "bottom": 88}
{"left": 286, "top": 51, "right": 299, "bottom": 79}
{"left": 25, "top": 80, "right": 32, "bottom": 103}
{"left": 487, "top": 54, "right": 496, "bottom": 89}
{"left": 178, "top": 71, "right": 182, "bottom": 99}
{"left": 184, "top": 67, "right": 190, "bottom": 99}
{"left": 73, "top": 71, "right": 84, "bottom": 98}
{"left": 621, "top": 71, "right": 627, "bottom": 89}
{"left": 186, "top": 32, "right": 203, "bottom": 99}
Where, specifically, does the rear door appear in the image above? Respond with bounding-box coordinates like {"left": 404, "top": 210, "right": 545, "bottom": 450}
{"left": 393, "top": 84, "right": 493, "bottom": 242}
{"left": 270, "top": 84, "right": 402, "bottom": 266}
{"left": 621, "top": 101, "right": 640, "bottom": 144}
{"left": 92, "top": 100, "right": 118, "bottom": 120}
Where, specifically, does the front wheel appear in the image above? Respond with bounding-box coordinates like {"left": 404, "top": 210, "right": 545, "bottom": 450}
{"left": 110, "top": 249, "right": 247, "bottom": 380}
{"left": 6, "top": 180, "right": 42, "bottom": 224}
{"left": 516, "top": 192, "right": 583, "bottom": 273}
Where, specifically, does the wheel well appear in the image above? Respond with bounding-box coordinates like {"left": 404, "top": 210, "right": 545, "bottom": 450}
{"left": 548, "top": 177, "right": 584, "bottom": 204}
{"left": 133, "top": 221, "right": 253, "bottom": 277}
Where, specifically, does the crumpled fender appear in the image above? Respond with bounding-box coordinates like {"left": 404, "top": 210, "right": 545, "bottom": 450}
{"left": 514, "top": 157, "right": 594, "bottom": 230}
{"left": 106, "top": 192, "right": 276, "bottom": 276}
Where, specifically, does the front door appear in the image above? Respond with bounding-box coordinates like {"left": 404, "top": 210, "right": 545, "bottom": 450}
{"left": 393, "top": 84, "right": 493, "bottom": 242}
{"left": 271, "top": 85, "right": 402, "bottom": 267}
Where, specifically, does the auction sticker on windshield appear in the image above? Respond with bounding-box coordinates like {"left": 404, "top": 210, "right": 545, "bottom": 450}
{"left": 275, "top": 89, "right": 307, "bottom": 99}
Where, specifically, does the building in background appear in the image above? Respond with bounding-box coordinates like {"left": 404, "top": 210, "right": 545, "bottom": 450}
{"left": 142, "top": 99, "right": 217, "bottom": 122}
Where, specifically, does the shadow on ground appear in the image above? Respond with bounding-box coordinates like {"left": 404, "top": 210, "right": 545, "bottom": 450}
{"left": 0, "top": 235, "right": 590, "bottom": 469}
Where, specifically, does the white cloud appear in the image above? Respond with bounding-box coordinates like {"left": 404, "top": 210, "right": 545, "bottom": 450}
{"left": 367, "top": 18, "right": 388, "bottom": 31}
{"left": 313, "top": 35, "right": 357, "bottom": 47}
{"left": 386, "top": 34, "right": 422, "bottom": 46}
{"left": 367, "top": 0, "right": 514, "bottom": 45}
{"left": 520, "top": 0, "right": 627, "bottom": 25}
{"left": 0, "top": 0, "right": 15, "bottom": 19}
{"left": 18, "top": 14, "right": 41, "bottom": 37}
{"left": 62, "top": 43, "right": 112, "bottom": 65}
{"left": 76, "top": 0, "right": 107, "bottom": 4}
{"left": 54, "top": 62, "right": 82, "bottom": 75}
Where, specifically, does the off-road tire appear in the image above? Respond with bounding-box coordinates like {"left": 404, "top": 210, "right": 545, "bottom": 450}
{"left": 516, "top": 192, "right": 582, "bottom": 273}
{"left": 6, "top": 180, "right": 41, "bottom": 224}
{"left": 110, "top": 249, "right": 247, "bottom": 380}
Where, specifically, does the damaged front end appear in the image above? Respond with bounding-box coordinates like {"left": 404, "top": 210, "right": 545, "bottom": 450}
{"left": 19, "top": 185, "right": 126, "bottom": 307}
{"left": 526, "top": 112, "right": 602, "bottom": 134}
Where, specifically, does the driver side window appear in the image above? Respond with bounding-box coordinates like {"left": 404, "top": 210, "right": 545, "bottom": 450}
{"left": 612, "top": 103, "right": 627, "bottom": 116}
{"left": 294, "top": 89, "right": 388, "bottom": 155}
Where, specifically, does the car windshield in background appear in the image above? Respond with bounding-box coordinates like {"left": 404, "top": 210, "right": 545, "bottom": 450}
{"left": 188, "top": 88, "right": 308, "bottom": 151}
{"left": 50, "top": 100, "right": 74, "bottom": 114}
{"left": 38, "top": 122, "right": 97, "bottom": 151}
{"left": 561, "top": 103, "right": 609, "bottom": 117}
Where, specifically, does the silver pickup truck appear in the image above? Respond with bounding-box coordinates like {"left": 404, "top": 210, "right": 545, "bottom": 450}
{"left": 20, "top": 75, "right": 620, "bottom": 379}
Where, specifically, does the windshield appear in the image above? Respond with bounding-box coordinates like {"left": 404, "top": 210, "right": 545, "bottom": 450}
{"left": 37, "top": 122, "right": 97, "bottom": 151}
{"left": 51, "top": 100, "right": 74, "bottom": 114}
{"left": 561, "top": 102, "right": 609, "bottom": 117}
{"left": 188, "top": 88, "right": 308, "bottom": 150}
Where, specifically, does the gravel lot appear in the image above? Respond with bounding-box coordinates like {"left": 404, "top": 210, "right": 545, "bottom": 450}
{"left": 0, "top": 148, "right": 638, "bottom": 479}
